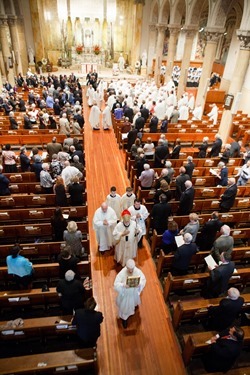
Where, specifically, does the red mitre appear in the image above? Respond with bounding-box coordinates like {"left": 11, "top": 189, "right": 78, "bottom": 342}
{"left": 121, "top": 209, "right": 131, "bottom": 216}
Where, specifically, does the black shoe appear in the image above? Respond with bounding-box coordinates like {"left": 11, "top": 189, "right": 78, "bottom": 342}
{"left": 122, "top": 319, "right": 128, "bottom": 328}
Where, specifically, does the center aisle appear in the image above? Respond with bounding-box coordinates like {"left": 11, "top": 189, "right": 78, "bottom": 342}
{"left": 83, "top": 92, "right": 186, "bottom": 375}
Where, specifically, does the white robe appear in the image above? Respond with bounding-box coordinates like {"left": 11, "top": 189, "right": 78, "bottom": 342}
{"left": 102, "top": 105, "right": 112, "bottom": 129}
{"left": 93, "top": 207, "right": 117, "bottom": 251}
{"left": 114, "top": 266, "right": 146, "bottom": 320}
{"left": 120, "top": 193, "right": 136, "bottom": 211}
{"left": 128, "top": 204, "right": 149, "bottom": 241}
{"left": 207, "top": 106, "right": 218, "bottom": 125}
{"left": 192, "top": 105, "right": 202, "bottom": 121}
{"left": 89, "top": 105, "right": 101, "bottom": 129}
{"left": 155, "top": 101, "right": 166, "bottom": 120}
{"left": 106, "top": 194, "right": 121, "bottom": 219}
{"left": 179, "top": 105, "right": 189, "bottom": 120}
{"left": 113, "top": 220, "right": 140, "bottom": 266}
{"left": 86, "top": 87, "right": 95, "bottom": 106}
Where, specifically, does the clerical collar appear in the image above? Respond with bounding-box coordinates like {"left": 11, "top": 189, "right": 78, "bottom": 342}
{"left": 123, "top": 222, "right": 130, "bottom": 228}
{"left": 134, "top": 206, "right": 140, "bottom": 210}
{"left": 126, "top": 194, "right": 132, "bottom": 197}
{"left": 110, "top": 194, "right": 116, "bottom": 198}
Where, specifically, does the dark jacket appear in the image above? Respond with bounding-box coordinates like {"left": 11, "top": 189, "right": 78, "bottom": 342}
{"left": 0, "top": 174, "right": 10, "bottom": 196}
{"left": 135, "top": 116, "right": 145, "bottom": 132}
{"left": 68, "top": 182, "right": 84, "bottom": 206}
{"left": 220, "top": 184, "right": 237, "bottom": 211}
{"left": 205, "top": 261, "right": 235, "bottom": 298}
{"left": 208, "top": 296, "right": 245, "bottom": 331}
{"left": 171, "top": 243, "right": 197, "bottom": 273}
{"left": 171, "top": 145, "right": 181, "bottom": 159}
{"left": 175, "top": 173, "right": 190, "bottom": 200}
{"left": 197, "top": 142, "right": 208, "bottom": 158}
{"left": 154, "top": 145, "right": 169, "bottom": 168}
{"left": 56, "top": 278, "right": 86, "bottom": 314}
{"left": 197, "top": 218, "right": 223, "bottom": 251}
{"left": 210, "top": 138, "right": 222, "bottom": 157}
{"left": 151, "top": 202, "right": 172, "bottom": 234}
{"left": 177, "top": 187, "right": 195, "bottom": 215}
{"left": 72, "top": 308, "right": 103, "bottom": 346}
{"left": 149, "top": 116, "right": 158, "bottom": 133}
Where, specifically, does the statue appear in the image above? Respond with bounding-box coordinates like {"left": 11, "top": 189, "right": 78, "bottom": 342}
{"left": 118, "top": 53, "right": 125, "bottom": 71}
{"left": 141, "top": 50, "right": 147, "bottom": 67}
{"left": 28, "top": 46, "right": 34, "bottom": 64}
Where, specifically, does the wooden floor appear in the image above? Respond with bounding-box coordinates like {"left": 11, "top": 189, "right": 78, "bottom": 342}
{"left": 83, "top": 93, "right": 186, "bottom": 375}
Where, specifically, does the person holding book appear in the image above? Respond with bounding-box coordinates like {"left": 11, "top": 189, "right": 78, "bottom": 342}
{"left": 113, "top": 210, "right": 141, "bottom": 267}
{"left": 171, "top": 233, "right": 198, "bottom": 275}
{"left": 114, "top": 259, "right": 146, "bottom": 328}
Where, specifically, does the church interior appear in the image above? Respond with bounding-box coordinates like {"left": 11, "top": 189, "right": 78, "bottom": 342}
{"left": 0, "top": 0, "right": 250, "bottom": 374}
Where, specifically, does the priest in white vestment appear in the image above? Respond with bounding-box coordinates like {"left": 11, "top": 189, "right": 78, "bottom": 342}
{"left": 207, "top": 103, "right": 218, "bottom": 125}
{"left": 192, "top": 104, "right": 203, "bottom": 120}
{"left": 102, "top": 104, "right": 112, "bottom": 130}
{"left": 128, "top": 199, "right": 149, "bottom": 248}
{"left": 89, "top": 103, "right": 101, "bottom": 130}
{"left": 114, "top": 259, "right": 146, "bottom": 328}
{"left": 86, "top": 85, "right": 95, "bottom": 106}
{"left": 106, "top": 186, "right": 121, "bottom": 219}
{"left": 93, "top": 202, "right": 117, "bottom": 252}
{"left": 113, "top": 210, "right": 141, "bottom": 267}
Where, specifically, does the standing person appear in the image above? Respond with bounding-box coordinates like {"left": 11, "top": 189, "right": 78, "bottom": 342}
{"left": 46, "top": 137, "right": 62, "bottom": 162}
{"left": 202, "top": 326, "right": 244, "bottom": 373}
{"left": 6, "top": 245, "right": 33, "bottom": 289}
{"left": 51, "top": 207, "right": 67, "bottom": 241}
{"left": 179, "top": 213, "right": 200, "bottom": 242}
{"left": 154, "top": 139, "right": 169, "bottom": 168}
{"left": 151, "top": 194, "right": 172, "bottom": 234}
{"left": 2, "top": 144, "right": 18, "bottom": 173}
{"left": 128, "top": 199, "right": 149, "bottom": 248}
{"left": 175, "top": 167, "right": 190, "bottom": 200}
{"left": 236, "top": 160, "right": 250, "bottom": 185}
{"left": 0, "top": 165, "right": 10, "bottom": 196}
{"left": 113, "top": 210, "right": 140, "bottom": 267}
{"left": 177, "top": 180, "right": 195, "bottom": 216}
{"left": 53, "top": 176, "right": 68, "bottom": 207}
{"left": 219, "top": 177, "right": 237, "bottom": 212}
{"left": 197, "top": 136, "right": 209, "bottom": 158}
{"left": 139, "top": 164, "right": 155, "bottom": 189}
{"left": 63, "top": 221, "right": 83, "bottom": 258}
{"left": 114, "top": 259, "right": 146, "bottom": 328}
{"left": 72, "top": 297, "right": 104, "bottom": 347}
{"left": 207, "top": 103, "right": 218, "bottom": 125}
{"left": 171, "top": 233, "right": 198, "bottom": 275}
{"left": 211, "top": 224, "right": 234, "bottom": 263}
{"left": 93, "top": 202, "right": 117, "bottom": 253}
{"left": 57, "top": 270, "right": 86, "bottom": 314}
{"left": 210, "top": 133, "right": 222, "bottom": 157}
{"left": 106, "top": 186, "right": 121, "bottom": 220}
{"left": 197, "top": 211, "right": 223, "bottom": 251}
{"left": 102, "top": 103, "right": 112, "bottom": 130}
{"left": 89, "top": 102, "right": 101, "bottom": 130}
{"left": 57, "top": 246, "right": 80, "bottom": 279}
{"left": 171, "top": 138, "right": 181, "bottom": 159}
{"left": 215, "top": 162, "right": 228, "bottom": 187}
{"left": 40, "top": 163, "right": 54, "bottom": 194}
{"left": 161, "top": 220, "right": 179, "bottom": 254}
{"left": 206, "top": 288, "right": 244, "bottom": 331}
{"left": 203, "top": 252, "right": 235, "bottom": 298}
{"left": 184, "top": 156, "right": 195, "bottom": 179}
{"left": 19, "top": 147, "right": 31, "bottom": 172}
{"left": 68, "top": 176, "right": 84, "bottom": 206}
{"left": 120, "top": 187, "right": 136, "bottom": 211}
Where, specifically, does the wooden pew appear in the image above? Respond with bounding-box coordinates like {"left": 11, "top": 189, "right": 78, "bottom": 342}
{"left": 182, "top": 326, "right": 250, "bottom": 366}
{"left": 151, "top": 227, "right": 250, "bottom": 257}
{"left": 163, "top": 268, "right": 250, "bottom": 301}
{"left": 157, "top": 247, "right": 250, "bottom": 277}
{"left": 0, "top": 239, "right": 90, "bottom": 262}
{"left": 0, "top": 193, "right": 87, "bottom": 208}
{"left": 0, "top": 205, "right": 88, "bottom": 225}
{"left": 9, "top": 180, "right": 86, "bottom": 195}
{"left": 0, "top": 221, "right": 88, "bottom": 243}
{"left": 0, "top": 260, "right": 91, "bottom": 288}
{"left": 172, "top": 293, "right": 250, "bottom": 330}
{"left": 0, "top": 348, "right": 97, "bottom": 375}
{"left": 0, "top": 315, "right": 75, "bottom": 342}
{"left": 0, "top": 134, "right": 83, "bottom": 147}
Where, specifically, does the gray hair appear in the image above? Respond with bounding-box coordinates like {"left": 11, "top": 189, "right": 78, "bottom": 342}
{"left": 184, "top": 233, "right": 192, "bottom": 244}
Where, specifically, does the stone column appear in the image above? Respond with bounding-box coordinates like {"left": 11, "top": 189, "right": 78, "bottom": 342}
{"left": 165, "top": 25, "right": 180, "bottom": 82}
{"left": 130, "top": 1, "right": 143, "bottom": 68}
{"left": 0, "top": 16, "right": 15, "bottom": 85}
{"left": 16, "top": 17, "right": 29, "bottom": 74}
{"left": 177, "top": 27, "right": 197, "bottom": 98}
{"left": 8, "top": 16, "right": 24, "bottom": 76}
{"left": 147, "top": 24, "right": 156, "bottom": 76}
{"left": 219, "top": 31, "right": 250, "bottom": 143}
{"left": 154, "top": 24, "right": 166, "bottom": 84}
{"left": 196, "top": 29, "right": 223, "bottom": 108}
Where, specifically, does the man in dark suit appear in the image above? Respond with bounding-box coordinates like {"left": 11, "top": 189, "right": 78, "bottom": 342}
{"left": 171, "top": 233, "right": 197, "bottom": 275}
{"left": 184, "top": 156, "right": 195, "bottom": 179}
{"left": 72, "top": 297, "right": 103, "bottom": 347}
{"left": 140, "top": 105, "right": 150, "bottom": 122}
{"left": 154, "top": 139, "right": 169, "bottom": 168}
{"left": 149, "top": 115, "right": 159, "bottom": 133}
{"left": 135, "top": 113, "right": 145, "bottom": 132}
{"left": 123, "top": 105, "right": 134, "bottom": 123}
{"left": 197, "top": 211, "right": 223, "bottom": 251}
{"left": 210, "top": 133, "right": 222, "bottom": 157}
{"left": 204, "top": 252, "right": 235, "bottom": 298}
{"left": 175, "top": 166, "right": 190, "bottom": 200}
{"left": 206, "top": 287, "right": 244, "bottom": 331}
{"left": 177, "top": 180, "right": 194, "bottom": 215}
{"left": 151, "top": 194, "right": 172, "bottom": 234}
{"left": 127, "top": 125, "right": 138, "bottom": 152}
{"left": 220, "top": 177, "right": 237, "bottom": 212}
{"left": 202, "top": 326, "right": 244, "bottom": 373}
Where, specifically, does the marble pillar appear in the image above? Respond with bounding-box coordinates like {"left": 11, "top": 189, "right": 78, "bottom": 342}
{"left": 29, "top": 0, "right": 45, "bottom": 62}
{"left": 16, "top": 17, "right": 29, "bottom": 75}
{"left": 219, "top": 31, "right": 250, "bottom": 143}
{"left": 177, "top": 28, "right": 197, "bottom": 98}
{"left": 8, "top": 16, "right": 24, "bottom": 76}
{"left": 196, "top": 30, "right": 223, "bottom": 109}
{"left": 130, "top": 2, "right": 143, "bottom": 68}
{"left": 0, "top": 17, "right": 15, "bottom": 85}
{"left": 165, "top": 25, "right": 180, "bottom": 82}
{"left": 154, "top": 24, "right": 166, "bottom": 84}
{"left": 147, "top": 24, "right": 157, "bottom": 76}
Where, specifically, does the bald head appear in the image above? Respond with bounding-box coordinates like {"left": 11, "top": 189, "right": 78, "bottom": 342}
{"left": 101, "top": 202, "right": 108, "bottom": 212}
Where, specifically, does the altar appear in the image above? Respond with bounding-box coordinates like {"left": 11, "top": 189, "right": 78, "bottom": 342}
{"left": 72, "top": 51, "right": 105, "bottom": 74}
